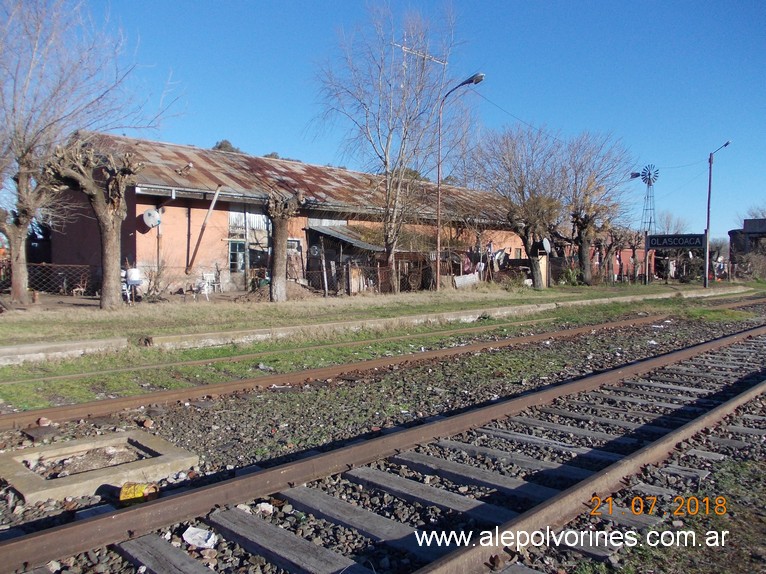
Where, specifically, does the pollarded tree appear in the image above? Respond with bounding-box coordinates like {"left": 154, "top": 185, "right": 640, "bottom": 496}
{"left": 318, "top": 6, "right": 464, "bottom": 291}
{"left": 563, "top": 132, "right": 634, "bottom": 285}
{"left": 0, "top": 0, "right": 154, "bottom": 304}
{"left": 598, "top": 224, "right": 634, "bottom": 284}
{"left": 267, "top": 190, "right": 304, "bottom": 302}
{"left": 46, "top": 137, "right": 144, "bottom": 309}
{"left": 476, "top": 125, "right": 564, "bottom": 288}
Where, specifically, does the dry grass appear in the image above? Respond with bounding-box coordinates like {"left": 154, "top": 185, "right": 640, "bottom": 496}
{"left": 0, "top": 281, "right": 750, "bottom": 346}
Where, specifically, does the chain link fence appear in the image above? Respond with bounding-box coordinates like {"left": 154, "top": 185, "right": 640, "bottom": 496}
{"left": 0, "top": 260, "right": 100, "bottom": 296}
{"left": 0, "top": 260, "right": 228, "bottom": 300}
{"left": 24, "top": 262, "right": 96, "bottom": 295}
{"left": 0, "top": 259, "right": 9, "bottom": 292}
{"left": 304, "top": 261, "right": 435, "bottom": 295}
{"left": 1, "top": 258, "right": 521, "bottom": 300}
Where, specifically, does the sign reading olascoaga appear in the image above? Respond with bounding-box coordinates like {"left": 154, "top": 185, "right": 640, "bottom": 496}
{"left": 647, "top": 234, "right": 706, "bottom": 249}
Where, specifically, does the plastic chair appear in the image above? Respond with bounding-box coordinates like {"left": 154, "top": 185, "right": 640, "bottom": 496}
{"left": 202, "top": 272, "right": 221, "bottom": 294}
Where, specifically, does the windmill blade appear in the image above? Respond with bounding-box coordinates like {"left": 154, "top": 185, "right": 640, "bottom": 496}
{"left": 641, "top": 164, "right": 659, "bottom": 185}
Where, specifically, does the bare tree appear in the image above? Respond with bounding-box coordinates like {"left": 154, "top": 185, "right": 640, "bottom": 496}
{"left": 46, "top": 137, "right": 144, "bottom": 309}
{"left": 0, "top": 0, "right": 159, "bottom": 304}
{"left": 318, "top": 7, "right": 460, "bottom": 291}
{"left": 656, "top": 210, "right": 689, "bottom": 234}
{"left": 476, "top": 125, "right": 564, "bottom": 288}
{"left": 563, "top": 132, "right": 634, "bottom": 285}
{"left": 598, "top": 224, "right": 634, "bottom": 284}
{"left": 746, "top": 204, "right": 766, "bottom": 219}
{"left": 651, "top": 211, "right": 691, "bottom": 281}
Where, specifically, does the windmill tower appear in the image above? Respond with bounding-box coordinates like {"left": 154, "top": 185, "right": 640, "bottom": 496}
{"left": 640, "top": 164, "right": 659, "bottom": 236}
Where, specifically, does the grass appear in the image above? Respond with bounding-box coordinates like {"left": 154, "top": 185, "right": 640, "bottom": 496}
{"left": 0, "top": 281, "right": 761, "bottom": 411}
{"left": 613, "top": 460, "right": 766, "bottom": 574}
{"left": 2, "top": 281, "right": 755, "bottom": 346}
{"left": 0, "top": 297, "right": 692, "bottom": 387}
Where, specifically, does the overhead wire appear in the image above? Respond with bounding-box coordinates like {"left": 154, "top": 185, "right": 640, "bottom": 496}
{"left": 474, "top": 91, "right": 567, "bottom": 145}
{"left": 476, "top": 91, "right": 710, "bottom": 173}
{"left": 473, "top": 88, "right": 719, "bottom": 230}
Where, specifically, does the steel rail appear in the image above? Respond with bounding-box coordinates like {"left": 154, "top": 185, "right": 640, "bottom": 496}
{"left": 0, "top": 317, "right": 557, "bottom": 388}
{"left": 0, "top": 314, "right": 668, "bottom": 431}
{"left": 3, "top": 296, "right": 763, "bottom": 389}
{"left": 3, "top": 298, "right": 763, "bottom": 432}
{"left": 415, "top": 377, "right": 766, "bottom": 574}
{"left": 2, "top": 324, "right": 765, "bottom": 574}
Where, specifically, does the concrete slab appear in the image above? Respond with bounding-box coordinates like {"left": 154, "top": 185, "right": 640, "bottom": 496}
{"left": 144, "top": 286, "right": 751, "bottom": 350}
{"left": 0, "top": 286, "right": 748, "bottom": 362}
{"left": 0, "top": 338, "right": 128, "bottom": 366}
{"left": 0, "top": 431, "right": 198, "bottom": 504}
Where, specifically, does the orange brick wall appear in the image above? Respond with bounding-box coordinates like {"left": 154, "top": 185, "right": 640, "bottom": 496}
{"left": 135, "top": 197, "right": 236, "bottom": 290}
{"left": 51, "top": 190, "right": 137, "bottom": 267}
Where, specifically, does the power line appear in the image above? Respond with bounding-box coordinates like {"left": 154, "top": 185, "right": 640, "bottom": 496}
{"left": 474, "top": 91, "right": 567, "bottom": 145}
{"left": 478, "top": 92, "right": 713, "bottom": 174}
{"left": 657, "top": 158, "right": 707, "bottom": 170}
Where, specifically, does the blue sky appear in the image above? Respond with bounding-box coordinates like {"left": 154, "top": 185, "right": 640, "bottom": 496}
{"left": 95, "top": 0, "right": 765, "bottom": 241}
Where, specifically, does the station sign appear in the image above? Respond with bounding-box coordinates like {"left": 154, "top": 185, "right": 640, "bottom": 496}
{"left": 647, "top": 234, "right": 705, "bottom": 249}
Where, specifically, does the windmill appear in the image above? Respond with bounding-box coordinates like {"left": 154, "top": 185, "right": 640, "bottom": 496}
{"left": 639, "top": 164, "right": 659, "bottom": 236}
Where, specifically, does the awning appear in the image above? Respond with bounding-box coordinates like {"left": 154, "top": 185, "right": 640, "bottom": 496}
{"left": 308, "top": 226, "right": 385, "bottom": 252}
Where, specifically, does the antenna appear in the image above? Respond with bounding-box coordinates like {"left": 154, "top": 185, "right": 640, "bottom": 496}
{"left": 640, "top": 164, "right": 659, "bottom": 236}
{"left": 392, "top": 42, "right": 447, "bottom": 66}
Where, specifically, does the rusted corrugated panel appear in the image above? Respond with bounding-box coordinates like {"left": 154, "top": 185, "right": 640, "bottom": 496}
{"left": 86, "top": 133, "right": 509, "bottom": 225}
{"left": 308, "top": 225, "right": 385, "bottom": 252}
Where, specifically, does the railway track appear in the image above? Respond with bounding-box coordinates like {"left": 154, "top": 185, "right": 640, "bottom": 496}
{"left": 2, "top": 322, "right": 765, "bottom": 574}
{"left": 3, "top": 296, "right": 765, "bottom": 431}
{"left": 6, "top": 295, "right": 765, "bottom": 391}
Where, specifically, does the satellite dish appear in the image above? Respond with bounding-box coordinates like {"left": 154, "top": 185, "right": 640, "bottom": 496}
{"left": 142, "top": 209, "right": 161, "bottom": 228}
{"left": 542, "top": 238, "right": 551, "bottom": 254}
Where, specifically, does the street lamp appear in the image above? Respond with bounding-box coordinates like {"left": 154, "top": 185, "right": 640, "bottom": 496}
{"left": 704, "top": 140, "right": 731, "bottom": 288}
{"left": 436, "top": 72, "right": 485, "bottom": 291}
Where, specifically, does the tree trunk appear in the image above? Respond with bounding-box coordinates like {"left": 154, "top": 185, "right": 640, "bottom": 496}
{"left": 520, "top": 234, "right": 545, "bottom": 289}
{"left": 99, "top": 217, "right": 123, "bottom": 310}
{"left": 605, "top": 250, "right": 615, "bottom": 285}
{"left": 270, "top": 216, "right": 289, "bottom": 302}
{"left": 578, "top": 235, "right": 593, "bottom": 286}
{"left": 529, "top": 257, "right": 545, "bottom": 289}
{"left": 385, "top": 247, "right": 398, "bottom": 293}
{"left": 7, "top": 225, "right": 30, "bottom": 304}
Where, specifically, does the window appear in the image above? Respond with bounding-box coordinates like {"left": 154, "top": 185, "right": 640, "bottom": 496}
{"left": 515, "top": 248, "right": 523, "bottom": 259}
{"left": 230, "top": 241, "right": 245, "bottom": 272}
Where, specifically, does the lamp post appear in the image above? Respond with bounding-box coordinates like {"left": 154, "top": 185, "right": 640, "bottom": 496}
{"left": 704, "top": 140, "right": 731, "bottom": 288}
{"left": 436, "top": 72, "right": 485, "bottom": 291}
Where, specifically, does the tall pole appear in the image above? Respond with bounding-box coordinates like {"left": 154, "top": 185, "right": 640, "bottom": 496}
{"left": 704, "top": 140, "right": 730, "bottom": 288}
{"left": 643, "top": 230, "right": 649, "bottom": 285}
{"left": 435, "top": 73, "right": 484, "bottom": 291}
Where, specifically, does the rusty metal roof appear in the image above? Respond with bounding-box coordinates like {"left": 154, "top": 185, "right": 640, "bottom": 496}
{"left": 88, "top": 133, "right": 509, "bottom": 226}
{"left": 308, "top": 225, "right": 385, "bottom": 252}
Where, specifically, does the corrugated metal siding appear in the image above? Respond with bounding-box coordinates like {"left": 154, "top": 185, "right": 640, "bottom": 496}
{"left": 229, "top": 209, "right": 270, "bottom": 231}
{"left": 87, "top": 132, "right": 510, "bottom": 227}
{"left": 307, "top": 218, "right": 347, "bottom": 227}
